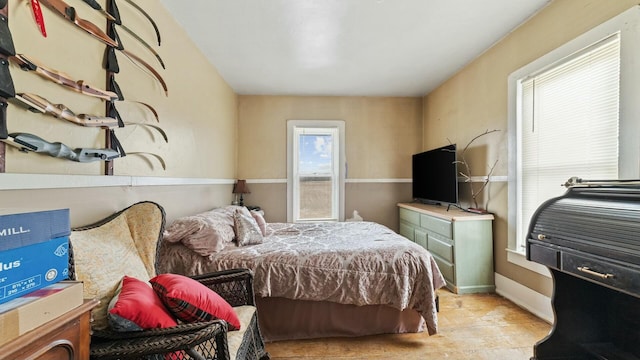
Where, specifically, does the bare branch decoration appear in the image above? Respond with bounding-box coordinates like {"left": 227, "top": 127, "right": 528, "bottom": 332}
{"left": 450, "top": 129, "right": 501, "bottom": 211}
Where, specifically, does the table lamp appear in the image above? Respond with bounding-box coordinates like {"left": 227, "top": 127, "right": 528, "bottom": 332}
{"left": 232, "top": 179, "right": 250, "bottom": 206}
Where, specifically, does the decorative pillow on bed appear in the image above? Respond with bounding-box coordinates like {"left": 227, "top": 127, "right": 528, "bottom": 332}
{"left": 150, "top": 273, "right": 241, "bottom": 330}
{"left": 163, "top": 210, "right": 235, "bottom": 256}
{"left": 250, "top": 210, "right": 267, "bottom": 236}
{"left": 108, "top": 276, "right": 178, "bottom": 331}
{"left": 235, "top": 211, "right": 264, "bottom": 246}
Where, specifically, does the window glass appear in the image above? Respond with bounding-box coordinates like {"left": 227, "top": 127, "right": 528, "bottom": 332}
{"left": 297, "top": 133, "right": 336, "bottom": 220}
{"left": 287, "top": 121, "right": 345, "bottom": 222}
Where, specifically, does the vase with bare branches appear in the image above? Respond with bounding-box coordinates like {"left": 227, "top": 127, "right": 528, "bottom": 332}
{"left": 452, "top": 129, "right": 500, "bottom": 213}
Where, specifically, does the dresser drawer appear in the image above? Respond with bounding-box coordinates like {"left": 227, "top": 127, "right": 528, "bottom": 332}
{"left": 420, "top": 214, "right": 452, "bottom": 238}
{"left": 399, "top": 222, "right": 415, "bottom": 241}
{"left": 428, "top": 234, "right": 453, "bottom": 262}
{"left": 561, "top": 251, "right": 640, "bottom": 297}
{"left": 432, "top": 255, "right": 454, "bottom": 283}
{"left": 414, "top": 228, "right": 428, "bottom": 249}
{"left": 400, "top": 208, "right": 420, "bottom": 226}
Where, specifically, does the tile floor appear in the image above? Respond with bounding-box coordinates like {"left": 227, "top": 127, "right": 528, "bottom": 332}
{"left": 265, "top": 289, "right": 551, "bottom": 359}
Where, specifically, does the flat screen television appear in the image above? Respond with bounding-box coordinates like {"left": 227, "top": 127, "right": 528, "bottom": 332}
{"left": 412, "top": 144, "right": 458, "bottom": 205}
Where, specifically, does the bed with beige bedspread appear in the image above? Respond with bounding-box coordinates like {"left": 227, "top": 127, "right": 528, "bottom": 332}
{"left": 157, "top": 207, "right": 445, "bottom": 341}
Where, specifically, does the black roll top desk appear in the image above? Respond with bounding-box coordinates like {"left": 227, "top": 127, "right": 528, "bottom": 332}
{"left": 527, "top": 179, "right": 640, "bottom": 360}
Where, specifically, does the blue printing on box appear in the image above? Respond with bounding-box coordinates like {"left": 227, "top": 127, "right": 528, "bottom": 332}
{"left": 0, "top": 236, "right": 69, "bottom": 304}
{"left": 0, "top": 209, "right": 70, "bottom": 251}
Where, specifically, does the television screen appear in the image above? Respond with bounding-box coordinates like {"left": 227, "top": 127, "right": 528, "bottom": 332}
{"left": 412, "top": 144, "right": 458, "bottom": 205}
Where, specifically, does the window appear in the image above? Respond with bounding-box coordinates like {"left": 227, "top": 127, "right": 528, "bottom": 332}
{"left": 287, "top": 120, "right": 345, "bottom": 222}
{"left": 507, "top": 7, "right": 640, "bottom": 267}
{"left": 517, "top": 35, "right": 620, "bottom": 251}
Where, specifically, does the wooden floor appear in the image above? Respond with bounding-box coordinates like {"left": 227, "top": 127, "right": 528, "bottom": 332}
{"left": 265, "top": 289, "right": 551, "bottom": 359}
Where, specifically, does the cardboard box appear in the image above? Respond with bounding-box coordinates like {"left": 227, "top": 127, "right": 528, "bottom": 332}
{"left": 0, "top": 236, "right": 70, "bottom": 304}
{"left": 0, "top": 281, "right": 83, "bottom": 347}
{"left": 0, "top": 209, "right": 70, "bottom": 251}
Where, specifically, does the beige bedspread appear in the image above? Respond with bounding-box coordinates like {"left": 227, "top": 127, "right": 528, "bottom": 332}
{"left": 158, "top": 221, "right": 446, "bottom": 335}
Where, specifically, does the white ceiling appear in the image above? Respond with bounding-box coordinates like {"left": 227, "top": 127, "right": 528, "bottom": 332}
{"left": 159, "top": 0, "right": 551, "bottom": 97}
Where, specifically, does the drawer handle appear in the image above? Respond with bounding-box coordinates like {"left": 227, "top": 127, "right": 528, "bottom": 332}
{"left": 537, "top": 234, "right": 547, "bottom": 240}
{"left": 577, "top": 266, "right": 614, "bottom": 279}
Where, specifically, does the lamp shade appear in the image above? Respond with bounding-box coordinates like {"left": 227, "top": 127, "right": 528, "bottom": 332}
{"left": 233, "top": 180, "right": 250, "bottom": 194}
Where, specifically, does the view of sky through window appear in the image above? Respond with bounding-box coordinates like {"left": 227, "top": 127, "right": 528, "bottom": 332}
{"left": 299, "top": 134, "right": 333, "bottom": 175}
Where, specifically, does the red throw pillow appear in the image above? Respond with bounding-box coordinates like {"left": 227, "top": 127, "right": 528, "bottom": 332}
{"left": 108, "top": 276, "right": 178, "bottom": 331}
{"left": 150, "top": 273, "right": 241, "bottom": 330}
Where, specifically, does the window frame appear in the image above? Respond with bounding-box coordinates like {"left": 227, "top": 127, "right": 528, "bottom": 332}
{"left": 506, "top": 7, "right": 640, "bottom": 274}
{"left": 286, "top": 120, "right": 346, "bottom": 222}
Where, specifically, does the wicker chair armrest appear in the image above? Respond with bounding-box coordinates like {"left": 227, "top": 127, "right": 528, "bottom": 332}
{"left": 190, "top": 268, "right": 256, "bottom": 307}
{"left": 91, "top": 320, "right": 230, "bottom": 360}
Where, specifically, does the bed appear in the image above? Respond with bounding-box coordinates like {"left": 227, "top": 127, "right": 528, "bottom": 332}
{"left": 157, "top": 206, "right": 446, "bottom": 342}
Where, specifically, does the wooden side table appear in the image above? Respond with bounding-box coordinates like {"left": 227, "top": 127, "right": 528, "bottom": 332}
{"left": 0, "top": 299, "right": 98, "bottom": 360}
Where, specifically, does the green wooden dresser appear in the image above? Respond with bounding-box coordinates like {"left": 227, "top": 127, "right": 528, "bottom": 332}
{"left": 398, "top": 203, "right": 495, "bottom": 294}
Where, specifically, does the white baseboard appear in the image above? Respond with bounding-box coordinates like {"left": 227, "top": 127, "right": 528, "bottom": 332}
{"left": 494, "top": 273, "right": 554, "bottom": 324}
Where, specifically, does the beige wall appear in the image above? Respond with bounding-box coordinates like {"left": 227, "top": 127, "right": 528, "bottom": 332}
{"left": 423, "top": 0, "right": 638, "bottom": 296}
{"left": 238, "top": 96, "right": 422, "bottom": 179}
{"left": 0, "top": 185, "right": 231, "bottom": 227}
{"left": 1, "top": 0, "right": 238, "bottom": 224}
{"left": 237, "top": 96, "right": 422, "bottom": 228}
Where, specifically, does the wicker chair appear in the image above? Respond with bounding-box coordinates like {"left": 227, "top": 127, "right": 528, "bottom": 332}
{"left": 68, "top": 201, "right": 270, "bottom": 360}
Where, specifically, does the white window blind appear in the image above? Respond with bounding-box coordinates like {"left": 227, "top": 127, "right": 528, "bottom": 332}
{"left": 517, "top": 34, "right": 620, "bottom": 250}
